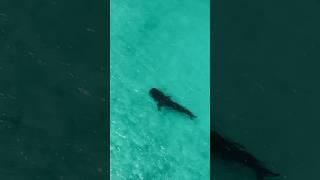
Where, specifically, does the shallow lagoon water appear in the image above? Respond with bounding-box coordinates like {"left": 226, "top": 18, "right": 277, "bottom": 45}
{"left": 110, "top": 0, "right": 210, "bottom": 179}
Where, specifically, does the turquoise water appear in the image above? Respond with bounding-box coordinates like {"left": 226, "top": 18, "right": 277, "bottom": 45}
{"left": 110, "top": 0, "right": 210, "bottom": 179}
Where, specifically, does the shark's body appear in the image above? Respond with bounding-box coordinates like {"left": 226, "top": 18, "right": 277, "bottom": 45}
{"left": 211, "top": 131, "right": 280, "bottom": 180}
{"left": 149, "top": 88, "right": 196, "bottom": 119}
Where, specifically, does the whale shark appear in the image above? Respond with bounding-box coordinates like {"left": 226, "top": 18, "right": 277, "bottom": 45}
{"left": 211, "top": 130, "right": 280, "bottom": 180}
{"left": 149, "top": 88, "right": 196, "bottom": 119}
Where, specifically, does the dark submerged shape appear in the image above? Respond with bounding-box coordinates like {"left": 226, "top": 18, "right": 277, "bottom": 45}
{"left": 211, "top": 131, "right": 280, "bottom": 180}
{"left": 149, "top": 88, "right": 196, "bottom": 119}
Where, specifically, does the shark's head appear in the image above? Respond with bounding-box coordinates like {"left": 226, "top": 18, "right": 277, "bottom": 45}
{"left": 149, "top": 88, "right": 164, "bottom": 100}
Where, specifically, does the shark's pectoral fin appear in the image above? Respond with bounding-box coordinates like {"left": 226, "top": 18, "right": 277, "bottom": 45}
{"left": 157, "top": 103, "right": 162, "bottom": 111}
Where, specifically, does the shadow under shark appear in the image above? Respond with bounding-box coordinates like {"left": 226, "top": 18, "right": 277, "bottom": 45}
{"left": 211, "top": 130, "right": 280, "bottom": 180}
{"left": 149, "top": 88, "right": 196, "bottom": 119}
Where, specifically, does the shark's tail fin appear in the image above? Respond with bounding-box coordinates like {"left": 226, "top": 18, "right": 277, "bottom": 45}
{"left": 255, "top": 167, "right": 280, "bottom": 180}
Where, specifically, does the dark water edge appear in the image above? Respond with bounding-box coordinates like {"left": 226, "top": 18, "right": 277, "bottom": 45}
{"left": 0, "top": 0, "right": 108, "bottom": 179}
{"left": 213, "top": 0, "right": 320, "bottom": 179}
